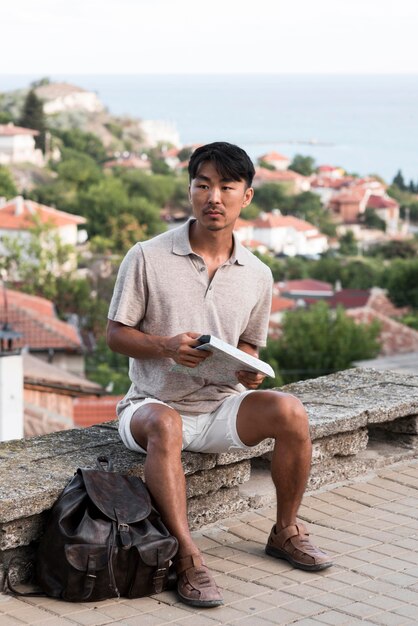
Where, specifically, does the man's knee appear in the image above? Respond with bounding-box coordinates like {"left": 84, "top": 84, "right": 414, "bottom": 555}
{"left": 131, "top": 405, "right": 183, "bottom": 450}
{"left": 264, "top": 391, "right": 310, "bottom": 440}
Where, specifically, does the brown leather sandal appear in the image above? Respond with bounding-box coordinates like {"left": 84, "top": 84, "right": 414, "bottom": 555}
{"left": 175, "top": 554, "right": 224, "bottom": 608}
{"left": 265, "top": 523, "right": 333, "bottom": 571}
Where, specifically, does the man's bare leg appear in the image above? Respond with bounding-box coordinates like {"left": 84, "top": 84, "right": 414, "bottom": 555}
{"left": 130, "top": 404, "right": 198, "bottom": 557}
{"left": 130, "top": 403, "right": 224, "bottom": 606}
{"left": 237, "top": 390, "right": 332, "bottom": 570}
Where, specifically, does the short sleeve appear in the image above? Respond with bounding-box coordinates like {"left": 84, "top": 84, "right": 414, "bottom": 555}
{"left": 108, "top": 243, "right": 147, "bottom": 327}
{"left": 239, "top": 266, "right": 273, "bottom": 348}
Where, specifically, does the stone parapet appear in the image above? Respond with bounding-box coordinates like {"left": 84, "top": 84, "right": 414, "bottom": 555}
{"left": 1, "top": 367, "right": 418, "bottom": 588}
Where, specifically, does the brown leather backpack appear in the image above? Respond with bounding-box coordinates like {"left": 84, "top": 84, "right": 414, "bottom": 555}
{"left": 36, "top": 456, "right": 178, "bottom": 602}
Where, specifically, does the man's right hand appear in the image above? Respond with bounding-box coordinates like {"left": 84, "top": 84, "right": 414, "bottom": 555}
{"left": 165, "top": 332, "right": 211, "bottom": 368}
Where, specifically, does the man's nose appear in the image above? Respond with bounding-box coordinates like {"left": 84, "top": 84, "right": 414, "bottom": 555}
{"left": 208, "top": 186, "right": 221, "bottom": 203}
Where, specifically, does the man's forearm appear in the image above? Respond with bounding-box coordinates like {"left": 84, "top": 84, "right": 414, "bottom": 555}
{"left": 237, "top": 340, "right": 259, "bottom": 358}
{"left": 106, "top": 321, "right": 208, "bottom": 368}
{"left": 106, "top": 321, "right": 171, "bottom": 360}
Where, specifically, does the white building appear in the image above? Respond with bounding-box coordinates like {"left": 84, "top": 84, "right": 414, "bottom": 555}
{"left": 252, "top": 211, "right": 328, "bottom": 256}
{"left": 0, "top": 197, "right": 86, "bottom": 272}
{"left": 0, "top": 124, "right": 44, "bottom": 167}
{"left": 35, "top": 83, "right": 104, "bottom": 115}
{"left": 139, "top": 120, "right": 181, "bottom": 148}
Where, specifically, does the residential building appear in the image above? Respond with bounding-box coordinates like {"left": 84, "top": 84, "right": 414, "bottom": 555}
{"left": 276, "top": 279, "right": 334, "bottom": 304}
{"left": 35, "top": 82, "right": 104, "bottom": 114}
{"left": 0, "top": 123, "right": 44, "bottom": 166}
{"left": 139, "top": 120, "right": 181, "bottom": 148}
{"left": 258, "top": 151, "right": 290, "bottom": 171}
{"left": 23, "top": 353, "right": 104, "bottom": 437}
{"left": 0, "top": 197, "right": 86, "bottom": 268}
{"left": 73, "top": 395, "right": 123, "bottom": 428}
{"left": 0, "top": 289, "right": 85, "bottom": 376}
{"left": 252, "top": 211, "right": 328, "bottom": 256}
{"left": 254, "top": 167, "right": 311, "bottom": 193}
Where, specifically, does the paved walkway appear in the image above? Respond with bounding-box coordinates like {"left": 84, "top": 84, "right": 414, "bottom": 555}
{"left": 1, "top": 459, "right": 418, "bottom": 625}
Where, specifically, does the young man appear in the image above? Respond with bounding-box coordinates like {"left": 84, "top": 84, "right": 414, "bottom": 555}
{"left": 107, "top": 142, "right": 332, "bottom": 608}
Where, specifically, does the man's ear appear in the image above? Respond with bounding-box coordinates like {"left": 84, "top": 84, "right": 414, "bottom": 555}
{"left": 242, "top": 186, "right": 254, "bottom": 208}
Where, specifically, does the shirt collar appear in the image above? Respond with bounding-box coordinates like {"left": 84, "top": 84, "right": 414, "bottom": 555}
{"left": 172, "top": 218, "right": 246, "bottom": 265}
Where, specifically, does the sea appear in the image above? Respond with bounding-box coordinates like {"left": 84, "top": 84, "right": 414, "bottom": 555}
{"left": 1, "top": 74, "right": 417, "bottom": 183}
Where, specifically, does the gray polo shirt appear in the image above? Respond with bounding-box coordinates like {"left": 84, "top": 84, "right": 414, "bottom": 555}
{"left": 108, "top": 219, "right": 273, "bottom": 415}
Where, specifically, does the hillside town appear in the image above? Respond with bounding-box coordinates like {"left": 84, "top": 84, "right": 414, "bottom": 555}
{"left": 1, "top": 80, "right": 417, "bottom": 441}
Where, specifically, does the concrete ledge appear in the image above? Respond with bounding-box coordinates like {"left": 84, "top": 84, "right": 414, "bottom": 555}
{"left": 1, "top": 367, "right": 418, "bottom": 588}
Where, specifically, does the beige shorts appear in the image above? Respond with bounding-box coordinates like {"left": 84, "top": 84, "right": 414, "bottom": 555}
{"left": 118, "top": 391, "right": 256, "bottom": 454}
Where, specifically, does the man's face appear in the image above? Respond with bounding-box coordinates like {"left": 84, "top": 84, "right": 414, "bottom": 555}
{"left": 189, "top": 161, "right": 253, "bottom": 231}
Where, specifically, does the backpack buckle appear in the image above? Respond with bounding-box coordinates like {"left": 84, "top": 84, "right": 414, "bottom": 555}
{"left": 153, "top": 568, "right": 167, "bottom": 594}
{"left": 117, "top": 523, "right": 131, "bottom": 549}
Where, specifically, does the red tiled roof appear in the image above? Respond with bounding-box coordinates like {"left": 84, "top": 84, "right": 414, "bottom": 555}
{"left": 24, "top": 353, "right": 102, "bottom": 395}
{"left": 0, "top": 288, "right": 82, "bottom": 351}
{"left": 259, "top": 151, "right": 289, "bottom": 162}
{"left": 328, "top": 289, "right": 370, "bottom": 309}
{"left": 255, "top": 167, "right": 305, "bottom": 182}
{"left": 0, "top": 123, "right": 39, "bottom": 137}
{"left": 311, "top": 176, "right": 354, "bottom": 189}
{"left": 366, "top": 194, "right": 399, "bottom": 210}
{"left": 279, "top": 279, "right": 333, "bottom": 293}
{"left": 253, "top": 213, "right": 317, "bottom": 232}
{"left": 347, "top": 308, "right": 418, "bottom": 356}
{"left": 330, "top": 189, "right": 366, "bottom": 204}
{"left": 0, "top": 197, "right": 86, "bottom": 230}
{"left": 73, "top": 395, "right": 123, "bottom": 427}
{"left": 317, "top": 165, "right": 336, "bottom": 172}
{"left": 271, "top": 296, "right": 296, "bottom": 313}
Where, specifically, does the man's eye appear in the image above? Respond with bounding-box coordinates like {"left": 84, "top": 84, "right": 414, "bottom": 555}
{"left": 223, "top": 186, "right": 233, "bottom": 191}
{"left": 198, "top": 184, "right": 208, "bottom": 189}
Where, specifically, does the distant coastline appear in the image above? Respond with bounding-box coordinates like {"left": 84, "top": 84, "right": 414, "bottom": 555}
{"left": 2, "top": 74, "right": 417, "bottom": 181}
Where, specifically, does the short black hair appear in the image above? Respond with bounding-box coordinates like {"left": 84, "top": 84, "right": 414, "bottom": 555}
{"left": 188, "top": 142, "right": 255, "bottom": 188}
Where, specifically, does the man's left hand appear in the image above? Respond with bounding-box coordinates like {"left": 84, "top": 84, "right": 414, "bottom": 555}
{"left": 236, "top": 370, "right": 265, "bottom": 389}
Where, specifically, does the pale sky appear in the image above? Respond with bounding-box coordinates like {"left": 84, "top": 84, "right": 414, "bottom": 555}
{"left": 2, "top": 0, "right": 418, "bottom": 74}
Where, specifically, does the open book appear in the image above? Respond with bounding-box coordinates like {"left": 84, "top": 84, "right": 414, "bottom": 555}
{"left": 171, "top": 334, "right": 275, "bottom": 385}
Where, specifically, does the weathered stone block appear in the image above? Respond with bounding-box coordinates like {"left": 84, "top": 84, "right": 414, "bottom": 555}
{"left": 0, "top": 513, "right": 47, "bottom": 551}
{"left": 186, "top": 461, "right": 250, "bottom": 499}
{"left": 311, "top": 429, "right": 368, "bottom": 463}
{"left": 371, "top": 414, "right": 418, "bottom": 434}
{"left": 187, "top": 487, "right": 249, "bottom": 529}
{"left": 216, "top": 439, "right": 274, "bottom": 465}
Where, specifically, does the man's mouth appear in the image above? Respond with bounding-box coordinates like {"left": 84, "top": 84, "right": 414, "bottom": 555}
{"left": 204, "top": 208, "right": 224, "bottom": 216}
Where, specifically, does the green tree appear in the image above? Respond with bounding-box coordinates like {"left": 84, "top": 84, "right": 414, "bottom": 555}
{"left": 85, "top": 337, "right": 130, "bottom": 395}
{"left": 362, "top": 207, "right": 386, "bottom": 231}
{"left": 383, "top": 259, "right": 418, "bottom": 308}
{"left": 18, "top": 89, "right": 47, "bottom": 152}
{"left": 0, "top": 215, "right": 74, "bottom": 301}
{"left": 0, "top": 111, "right": 14, "bottom": 124}
{"left": 289, "top": 154, "right": 316, "bottom": 176}
{"left": 56, "top": 149, "right": 102, "bottom": 188}
{"left": 392, "top": 170, "right": 406, "bottom": 190}
{"left": 341, "top": 259, "right": 383, "bottom": 289}
{"left": 0, "top": 165, "right": 18, "bottom": 198}
{"left": 338, "top": 231, "right": 358, "bottom": 256}
{"left": 120, "top": 170, "right": 176, "bottom": 207}
{"left": 366, "top": 240, "right": 418, "bottom": 259}
{"left": 285, "top": 191, "right": 337, "bottom": 237}
{"left": 261, "top": 301, "right": 381, "bottom": 385}
{"left": 54, "top": 128, "right": 107, "bottom": 162}
{"left": 253, "top": 183, "right": 288, "bottom": 211}
{"left": 308, "top": 257, "right": 343, "bottom": 285}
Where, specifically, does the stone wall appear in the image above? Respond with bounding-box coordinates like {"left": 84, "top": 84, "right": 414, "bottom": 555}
{"left": 1, "top": 368, "right": 418, "bottom": 588}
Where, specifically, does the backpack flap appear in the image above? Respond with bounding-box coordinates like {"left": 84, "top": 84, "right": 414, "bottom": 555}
{"left": 80, "top": 469, "right": 151, "bottom": 523}
{"left": 65, "top": 544, "right": 109, "bottom": 573}
{"left": 136, "top": 537, "right": 179, "bottom": 567}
